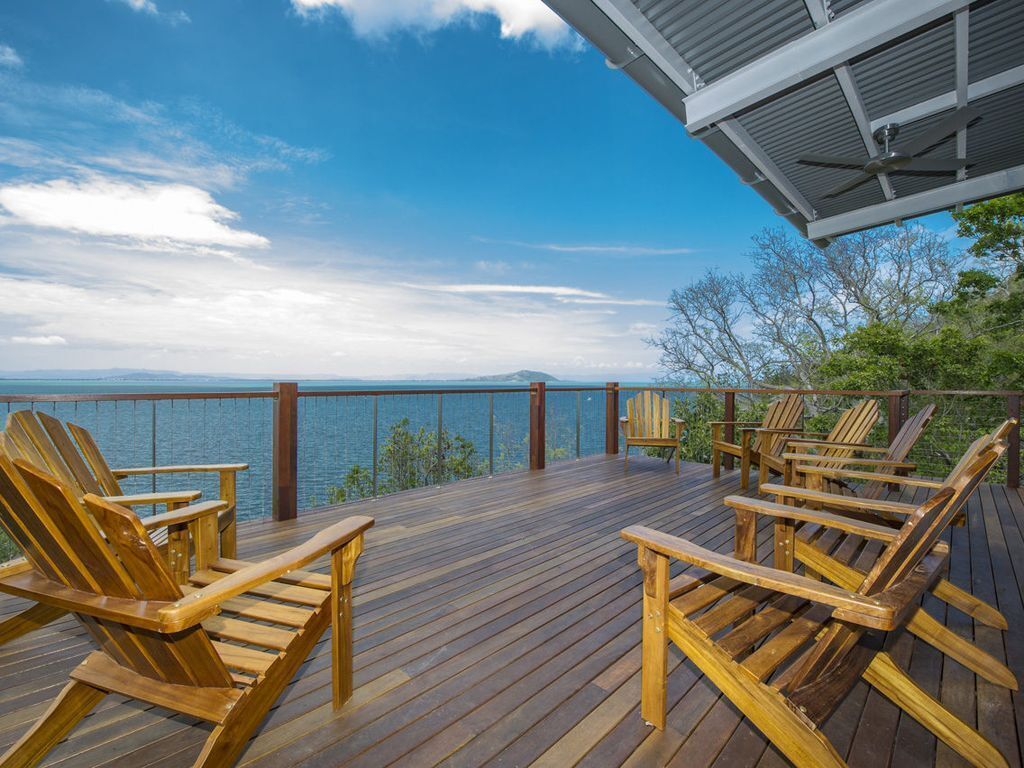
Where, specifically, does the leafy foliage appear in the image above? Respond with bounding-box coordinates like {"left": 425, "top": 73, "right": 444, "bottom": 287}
{"left": 326, "top": 417, "right": 482, "bottom": 503}
{"left": 952, "top": 192, "right": 1024, "bottom": 270}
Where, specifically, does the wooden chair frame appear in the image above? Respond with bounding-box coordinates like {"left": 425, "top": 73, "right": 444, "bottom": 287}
{"left": 619, "top": 391, "right": 686, "bottom": 475}
{"left": 755, "top": 399, "right": 880, "bottom": 489}
{"left": 623, "top": 432, "right": 1011, "bottom": 768}
{"left": 0, "top": 458, "right": 372, "bottom": 768}
{"left": 710, "top": 393, "right": 803, "bottom": 489}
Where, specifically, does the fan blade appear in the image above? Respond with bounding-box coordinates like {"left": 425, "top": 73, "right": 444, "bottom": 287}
{"left": 824, "top": 172, "right": 875, "bottom": 198}
{"left": 905, "top": 157, "right": 968, "bottom": 172}
{"left": 901, "top": 107, "right": 979, "bottom": 157}
{"left": 798, "top": 153, "right": 867, "bottom": 169}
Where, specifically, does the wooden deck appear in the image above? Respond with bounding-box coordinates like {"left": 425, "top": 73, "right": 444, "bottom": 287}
{"left": 1, "top": 454, "right": 1022, "bottom": 767}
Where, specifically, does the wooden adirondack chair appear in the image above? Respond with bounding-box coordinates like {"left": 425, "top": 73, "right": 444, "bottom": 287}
{"left": 709, "top": 393, "right": 803, "bottom": 490}
{"left": 778, "top": 404, "right": 936, "bottom": 497}
{"left": 756, "top": 398, "right": 880, "bottom": 489}
{"left": 742, "top": 420, "right": 1018, "bottom": 694}
{"left": 622, "top": 428, "right": 1010, "bottom": 768}
{"left": 0, "top": 456, "right": 372, "bottom": 768}
{"left": 5, "top": 410, "right": 205, "bottom": 513}
{"left": 619, "top": 391, "right": 686, "bottom": 474}
{"left": 31, "top": 412, "right": 248, "bottom": 559}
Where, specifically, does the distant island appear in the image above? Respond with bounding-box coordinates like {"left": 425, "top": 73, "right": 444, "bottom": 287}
{"left": 465, "top": 370, "right": 559, "bottom": 383}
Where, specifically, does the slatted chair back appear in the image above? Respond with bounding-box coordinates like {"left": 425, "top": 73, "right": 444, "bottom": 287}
{"left": 753, "top": 394, "right": 804, "bottom": 456}
{"left": 624, "top": 391, "right": 673, "bottom": 439}
{"left": 5, "top": 411, "right": 88, "bottom": 494}
{"left": 785, "top": 424, "right": 1008, "bottom": 698}
{"left": 35, "top": 411, "right": 106, "bottom": 496}
{"left": 0, "top": 450, "right": 233, "bottom": 688}
{"left": 861, "top": 404, "right": 937, "bottom": 499}
{"left": 65, "top": 421, "right": 124, "bottom": 496}
{"left": 809, "top": 399, "right": 881, "bottom": 470}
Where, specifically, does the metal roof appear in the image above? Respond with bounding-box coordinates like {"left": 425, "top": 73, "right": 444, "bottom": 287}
{"left": 541, "top": 0, "right": 1024, "bottom": 243}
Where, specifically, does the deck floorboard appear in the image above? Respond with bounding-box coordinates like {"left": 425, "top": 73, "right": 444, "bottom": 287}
{"left": 0, "top": 454, "right": 1020, "bottom": 767}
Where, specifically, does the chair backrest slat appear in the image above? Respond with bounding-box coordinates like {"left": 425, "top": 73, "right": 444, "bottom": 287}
{"left": 625, "top": 392, "right": 674, "bottom": 439}
{"left": 812, "top": 400, "right": 880, "bottom": 469}
{"left": 862, "top": 404, "right": 936, "bottom": 499}
{"left": 755, "top": 394, "right": 804, "bottom": 456}
{"left": 66, "top": 422, "right": 123, "bottom": 496}
{"left": 35, "top": 411, "right": 105, "bottom": 496}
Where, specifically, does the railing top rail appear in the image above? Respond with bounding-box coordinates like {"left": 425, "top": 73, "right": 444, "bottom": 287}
{"left": 297, "top": 387, "right": 534, "bottom": 397}
{"left": 1, "top": 385, "right": 1019, "bottom": 405}
{"left": 616, "top": 386, "right": 1023, "bottom": 397}
{"left": 0, "top": 391, "right": 277, "bottom": 404}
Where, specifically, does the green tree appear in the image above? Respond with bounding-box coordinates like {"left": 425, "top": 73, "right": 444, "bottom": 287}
{"left": 952, "top": 193, "right": 1024, "bottom": 271}
{"left": 327, "top": 418, "right": 482, "bottom": 503}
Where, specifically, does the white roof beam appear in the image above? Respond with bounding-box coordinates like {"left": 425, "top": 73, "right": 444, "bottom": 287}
{"left": 684, "top": 0, "right": 973, "bottom": 133}
{"left": 807, "top": 164, "right": 1024, "bottom": 239}
{"left": 954, "top": 8, "right": 969, "bottom": 181}
{"left": 868, "top": 63, "right": 1024, "bottom": 132}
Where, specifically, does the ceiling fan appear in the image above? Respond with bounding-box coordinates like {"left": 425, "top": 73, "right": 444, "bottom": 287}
{"left": 797, "top": 106, "right": 978, "bottom": 198}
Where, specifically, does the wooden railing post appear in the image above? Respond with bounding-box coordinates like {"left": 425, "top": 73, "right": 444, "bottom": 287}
{"left": 888, "top": 390, "right": 910, "bottom": 445}
{"left": 723, "top": 391, "right": 736, "bottom": 471}
{"left": 273, "top": 382, "right": 298, "bottom": 521}
{"left": 1009, "top": 394, "right": 1021, "bottom": 489}
{"left": 529, "top": 381, "right": 546, "bottom": 471}
{"left": 605, "top": 382, "right": 619, "bottom": 455}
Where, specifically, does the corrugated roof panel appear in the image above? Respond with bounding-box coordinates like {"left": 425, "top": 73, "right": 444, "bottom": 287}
{"left": 964, "top": 82, "right": 1024, "bottom": 178}
{"left": 851, "top": 20, "right": 955, "bottom": 120}
{"left": 737, "top": 73, "right": 887, "bottom": 217}
{"left": 828, "top": 0, "right": 870, "bottom": 17}
{"left": 969, "top": 0, "right": 1024, "bottom": 82}
{"left": 632, "top": 0, "right": 814, "bottom": 83}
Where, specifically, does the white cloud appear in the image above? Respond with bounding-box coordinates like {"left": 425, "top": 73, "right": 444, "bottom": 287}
{"left": 292, "top": 0, "right": 575, "bottom": 48}
{"left": 111, "top": 0, "right": 190, "bottom": 24}
{"left": 0, "top": 177, "right": 269, "bottom": 250}
{"left": 0, "top": 232, "right": 661, "bottom": 377}
{"left": 0, "top": 45, "right": 22, "bottom": 69}
{"left": 414, "top": 283, "right": 608, "bottom": 298}
{"left": 10, "top": 335, "right": 66, "bottom": 346}
{"left": 475, "top": 236, "right": 696, "bottom": 256}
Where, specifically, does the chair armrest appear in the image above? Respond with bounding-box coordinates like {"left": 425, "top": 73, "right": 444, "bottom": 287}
{"left": 759, "top": 483, "right": 920, "bottom": 516}
{"left": 723, "top": 496, "right": 900, "bottom": 541}
{"left": 670, "top": 418, "right": 686, "bottom": 424}
{"left": 782, "top": 454, "right": 917, "bottom": 470}
{"left": 113, "top": 464, "right": 248, "bottom": 478}
{"left": 757, "top": 429, "right": 830, "bottom": 436}
{"left": 619, "top": 417, "right": 629, "bottom": 423}
{"left": 157, "top": 515, "right": 375, "bottom": 631}
{"left": 795, "top": 466, "right": 943, "bottom": 488}
{"left": 620, "top": 525, "right": 895, "bottom": 628}
{"left": 0, "top": 557, "right": 33, "bottom": 580}
{"left": 784, "top": 439, "right": 882, "bottom": 452}
{"left": 141, "top": 500, "right": 230, "bottom": 532}
{"left": 105, "top": 490, "right": 202, "bottom": 507}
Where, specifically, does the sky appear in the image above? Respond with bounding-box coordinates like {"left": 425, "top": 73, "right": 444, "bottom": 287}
{"left": 0, "top": 0, "right": 951, "bottom": 380}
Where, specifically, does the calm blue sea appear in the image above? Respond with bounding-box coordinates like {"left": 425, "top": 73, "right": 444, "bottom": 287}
{"left": 0, "top": 379, "right": 641, "bottom": 520}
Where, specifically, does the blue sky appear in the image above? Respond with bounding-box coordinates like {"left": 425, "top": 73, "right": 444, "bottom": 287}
{"left": 0, "top": 0, "right": 949, "bottom": 379}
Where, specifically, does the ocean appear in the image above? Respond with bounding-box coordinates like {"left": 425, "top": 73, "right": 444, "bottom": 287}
{"left": 0, "top": 379, "right": 628, "bottom": 520}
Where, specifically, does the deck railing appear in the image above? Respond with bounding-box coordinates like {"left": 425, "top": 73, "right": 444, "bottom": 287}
{"left": 1, "top": 383, "right": 1019, "bottom": 521}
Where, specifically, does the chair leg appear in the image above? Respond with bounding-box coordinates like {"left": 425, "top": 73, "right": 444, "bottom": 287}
{"left": 864, "top": 652, "right": 1009, "bottom": 767}
{"left": 933, "top": 577, "right": 1008, "bottom": 629}
{"left": 0, "top": 603, "right": 67, "bottom": 647}
{"left": 640, "top": 549, "right": 668, "bottom": 729}
{"left": 712, "top": 445, "right": 721, "bottom": 478}
{"left": 0, "top": 680, "right": 105, "bottom": 768}
{"left": 675, "top": 444, "right": 680, "bottom": 475}
{"left": 623, "top": 445, "right": 629, "bottom": 472}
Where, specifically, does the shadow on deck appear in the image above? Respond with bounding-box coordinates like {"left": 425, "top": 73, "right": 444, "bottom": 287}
{"left": 0, "top": 454, "right": 1021, "bottom": 767}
